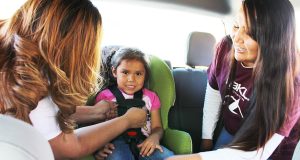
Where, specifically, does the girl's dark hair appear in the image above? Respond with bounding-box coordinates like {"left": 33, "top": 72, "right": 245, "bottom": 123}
{"left": 103, "top": 47, "right": 150, "bottom": 88}
{"left": 228, "top": 0, "right": 299, "bottom": 151}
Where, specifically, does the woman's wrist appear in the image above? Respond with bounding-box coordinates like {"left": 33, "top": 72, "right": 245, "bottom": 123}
{"left": 118, "top": 114, "right": 130, "bottom": 129}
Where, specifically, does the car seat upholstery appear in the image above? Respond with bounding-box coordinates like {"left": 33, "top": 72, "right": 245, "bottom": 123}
{"left": 186, "top": 31, "right": 216, "bottom": 67}
{"left": 0, "top": 115, "right": 54, "bottom": 160}
{"left": 168, "top": 32, "right": 215, "bottom": 153}
{"left": 169, "top": 67, "right": 208, "bottom": 153}
{"left": 148, "top": 55, "right": 192, "bottom": 154}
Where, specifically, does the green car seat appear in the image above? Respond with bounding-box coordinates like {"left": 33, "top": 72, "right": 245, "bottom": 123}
{"left": 81, "top": 54, "right": 192, "bottom": 160}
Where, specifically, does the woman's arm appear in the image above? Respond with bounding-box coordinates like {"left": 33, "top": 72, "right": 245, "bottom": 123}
{"left": 71, "top": 100, "right": 117, "bottom": 124}
{"left": 201, "top": 83, "right": 222, "bottom": 150}
{"left": 49, "top": 107, "right": 146, "bottom": 159}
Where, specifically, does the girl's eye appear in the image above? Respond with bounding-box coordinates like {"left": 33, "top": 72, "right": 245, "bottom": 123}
{"left": 122, "top": 71, "right": 128, "bottom": 75}
{"left": 136, "top": 72, "right": 143, "bottom": 76}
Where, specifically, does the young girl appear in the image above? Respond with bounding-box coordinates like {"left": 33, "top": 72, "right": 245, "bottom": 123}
{"left": 94, "top": 47, "right": 174, "bottom": 160}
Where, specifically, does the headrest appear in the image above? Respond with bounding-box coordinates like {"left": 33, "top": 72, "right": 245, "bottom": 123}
{"left": 187, "top": 32, "right": 216, "bottom": 67}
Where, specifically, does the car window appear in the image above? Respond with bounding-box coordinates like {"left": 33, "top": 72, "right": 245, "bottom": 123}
{"left": 1, "top": 0, "right": 299, "bottom": 67}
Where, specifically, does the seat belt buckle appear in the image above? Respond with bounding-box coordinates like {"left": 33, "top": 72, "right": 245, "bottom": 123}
{"left": 127, "top": 131, "right": 137, "bottom": 137}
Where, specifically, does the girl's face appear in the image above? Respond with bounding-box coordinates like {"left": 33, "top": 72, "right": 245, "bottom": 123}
{"left": 232, "top": 5, "right": 259, "bottom": 67}
{"left": 112, "top": 59, "right": 146, "bottom": 95}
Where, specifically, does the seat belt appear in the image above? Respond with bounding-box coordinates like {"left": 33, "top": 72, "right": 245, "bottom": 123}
{"left": 109, "top": 85, "right": 147, "bottom": 160}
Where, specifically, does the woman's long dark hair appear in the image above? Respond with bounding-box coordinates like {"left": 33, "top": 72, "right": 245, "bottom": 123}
{"left": 228, "top": 0, "right": 299, "bottom": 150}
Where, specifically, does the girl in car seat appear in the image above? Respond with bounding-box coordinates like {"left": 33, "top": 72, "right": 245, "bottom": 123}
{"left": 93, "top": 47, "right": 174, "bottom": 160}
{"left": 168, "top": 0, "right": 300, "bottom": 159}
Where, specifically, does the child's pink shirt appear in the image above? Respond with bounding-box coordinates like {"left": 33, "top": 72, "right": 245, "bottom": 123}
{"left": 96, "top": 88, "right": 161, "bottom": 136}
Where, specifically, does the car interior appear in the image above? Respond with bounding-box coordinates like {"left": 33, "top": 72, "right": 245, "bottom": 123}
{"left": 1, "top": 0, "right": 300, "bottom": 159}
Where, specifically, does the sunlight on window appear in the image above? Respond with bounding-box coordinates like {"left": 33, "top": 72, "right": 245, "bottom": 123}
{"left": 1, "top": 1, "right": 299, "bottom": 66}
{"left": 0, "top": 0, "right": 25, "bottom": 19}
{"left": 95, "top": 1, "right": 225, "bottom": 66}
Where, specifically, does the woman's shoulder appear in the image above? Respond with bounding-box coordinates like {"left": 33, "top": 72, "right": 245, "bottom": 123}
{"left": 29, "top": 96, "right": 61, "bottom": 140}
{"left": 31, "top": 96, "right": 59, "bottom": 115}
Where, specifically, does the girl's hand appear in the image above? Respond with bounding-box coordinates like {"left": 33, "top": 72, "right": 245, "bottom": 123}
{"left": 137, "top": 135, "right": 163, "bottom": 157}
{"left": 94, "top": 143, "right": 115, "bottom": 160}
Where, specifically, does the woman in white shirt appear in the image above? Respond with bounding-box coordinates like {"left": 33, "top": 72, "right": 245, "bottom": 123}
{"left": 0, "top": 0, "right": 146, "bottom": 159}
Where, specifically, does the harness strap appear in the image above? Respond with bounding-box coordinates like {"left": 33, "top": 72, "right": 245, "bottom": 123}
{"left": 108, "top": 85, "right": 146, "bottom": 160}
{"left": 108, "top": 85, "right": 145, "bottom": 116}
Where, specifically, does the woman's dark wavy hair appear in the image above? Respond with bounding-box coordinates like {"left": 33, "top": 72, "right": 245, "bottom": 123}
{"left": 0, "top": 0, "right": 102, "bottom": 133}
{"left": 227, "top": 0, "right": 300, "bottom": 151}
{"left": 104, "top": 47, "right": 150, "bottom": 88}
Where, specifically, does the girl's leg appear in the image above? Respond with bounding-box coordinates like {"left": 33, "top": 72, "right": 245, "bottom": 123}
{"left": 106, "top": 138, "right": 134, "bottom": 160}
{"left": 139, "top": 145, "right": 174, "bottom": 160}
{"left": 213, "top": 127, "right": 234, "bottom": 150}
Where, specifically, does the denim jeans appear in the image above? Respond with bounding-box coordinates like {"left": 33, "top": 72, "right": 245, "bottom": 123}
{"left": 213, "top": 127, "right": 234, "bottom": 150}
{"left": 106, "top": 138, "right": 174, "bottom": 160}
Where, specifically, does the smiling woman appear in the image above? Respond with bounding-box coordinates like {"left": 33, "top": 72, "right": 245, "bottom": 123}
{"left": 168, "top": 0, "right": 300, "bottom": 160}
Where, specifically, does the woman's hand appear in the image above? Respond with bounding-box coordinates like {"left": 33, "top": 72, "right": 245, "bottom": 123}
{"left": 94, "top": 143, "right": 115, "bottom": 160}
{"left": 123, "top": 107, "right": 147, "bottom": 128}
{"left": 71, "top": 100, "right": 117, "bottom": 124}
{"left": 94, "top": 100, "right": 118, "bottom": 120}
{"left": 137, "top": 134, "right": 163, "bottom": 157}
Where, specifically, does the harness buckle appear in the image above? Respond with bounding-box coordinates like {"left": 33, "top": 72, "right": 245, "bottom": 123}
{"left": 127, "top": 131, "right": 138, "bottom": 137}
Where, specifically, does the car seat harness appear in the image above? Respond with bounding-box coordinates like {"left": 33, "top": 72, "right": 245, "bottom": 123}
{"left": 109, "top": 85, "right": 149, "bottom": 160}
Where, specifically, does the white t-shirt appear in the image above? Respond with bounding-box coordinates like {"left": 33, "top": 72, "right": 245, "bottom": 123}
{"left": 199, "top": 133, "right": 284, "bottom": 160}
{"left": 29, "top": 96, "right": 61, "bottom": 140}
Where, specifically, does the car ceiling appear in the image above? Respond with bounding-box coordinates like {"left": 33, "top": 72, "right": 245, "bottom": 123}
{"left": 143, "top": 0, "right": 231, "bottom": 14}
{"left": 144, "top": 0, "right": 300, "bottom": 13}
{"left": 102, "top": 0, "right": 300, "bottom": 16}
